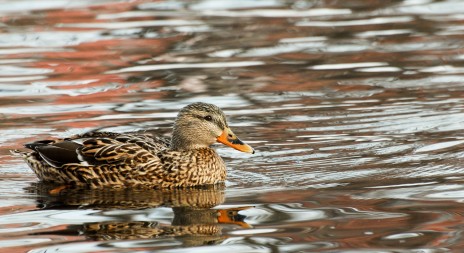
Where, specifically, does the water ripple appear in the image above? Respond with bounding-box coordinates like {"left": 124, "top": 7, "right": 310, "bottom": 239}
{"left": 297, "top": 16, "right": 414, "bottom": 27}
{"left": 110, "top": 61, "right": 265, "bottom": 73}
{"left": 202, "top": 8, "right": 352, "bottom": 18}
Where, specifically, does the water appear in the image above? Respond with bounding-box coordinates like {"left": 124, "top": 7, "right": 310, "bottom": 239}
{"left": 2, "top": 0, "right": 464, "bottom": 252}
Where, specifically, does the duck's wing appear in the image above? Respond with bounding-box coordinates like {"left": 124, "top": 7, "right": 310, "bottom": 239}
{"left": 68, "top": 131, "right": 170, "bottom": 154}
{"left": 16, "top": 131, "right": 170, "bottom": 186}
{"left": 23, "top": 131, "right": 169, "bottom": 168}
{"left": 17, "top": 136, "right": 159, "bottom": 186}
{"left": 78, "top": 138, "right": 155, "bottom": 166}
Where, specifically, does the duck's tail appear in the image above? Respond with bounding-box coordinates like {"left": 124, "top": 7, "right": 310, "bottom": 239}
{"left": 10, "top": 149, "right": 67, "bottom": 184}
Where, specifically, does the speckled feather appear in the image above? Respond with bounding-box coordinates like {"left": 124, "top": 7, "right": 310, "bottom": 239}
{"left": 11, "top": 102, "right": 242, "bottom": 189}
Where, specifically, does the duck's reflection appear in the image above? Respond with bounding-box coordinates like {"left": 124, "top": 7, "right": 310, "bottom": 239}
{"left": 26, "top": 183, "right": 251, "bottom": 246}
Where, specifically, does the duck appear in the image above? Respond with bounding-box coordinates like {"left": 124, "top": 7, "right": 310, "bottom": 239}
{"left": 12, "top": 102, "right": 255, "bottom": 189}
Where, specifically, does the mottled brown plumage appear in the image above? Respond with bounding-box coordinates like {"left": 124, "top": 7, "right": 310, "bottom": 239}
{"left": 12, "top": 102, "right": 254, "bottom": 189}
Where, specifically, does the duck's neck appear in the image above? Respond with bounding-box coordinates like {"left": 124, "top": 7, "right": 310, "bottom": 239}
{"left": 170, "top": 139, "right": 206, "bottom": 151}
{"left": 170, "top": 129, "right": 211, "bottom": 152}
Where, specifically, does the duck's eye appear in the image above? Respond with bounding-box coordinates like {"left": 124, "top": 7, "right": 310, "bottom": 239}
{"left": 204, "top": 115, "right": 213, "bottom": 121}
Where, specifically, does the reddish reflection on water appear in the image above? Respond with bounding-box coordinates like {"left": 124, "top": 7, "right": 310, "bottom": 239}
{"left": 2, "top": 0, "right": 464, "bottom": 252}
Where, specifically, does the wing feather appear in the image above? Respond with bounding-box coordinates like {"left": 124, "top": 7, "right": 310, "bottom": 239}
{"left": 79, "top": 138, "right": 157, "bottom": 166}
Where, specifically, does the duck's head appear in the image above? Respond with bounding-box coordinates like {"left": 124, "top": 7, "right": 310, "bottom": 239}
{"left": 170, "top": 102, "right": 254, "bottom": 154}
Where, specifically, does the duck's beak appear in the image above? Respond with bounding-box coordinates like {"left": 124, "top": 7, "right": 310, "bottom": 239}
{"left": 216, "top": 127, "right": 255, "bottom": 154}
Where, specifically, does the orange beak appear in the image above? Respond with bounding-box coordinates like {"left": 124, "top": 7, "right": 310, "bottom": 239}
{"left": 216, "top": 127, "right": 255, "bottom": 154}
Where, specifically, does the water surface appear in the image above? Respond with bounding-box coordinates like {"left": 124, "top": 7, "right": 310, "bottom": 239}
{"left": 2, "top": 0, "right": 464, "bottom": 252}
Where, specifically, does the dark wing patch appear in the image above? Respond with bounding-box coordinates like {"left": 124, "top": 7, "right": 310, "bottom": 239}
{"left": 26, "top": 140, "right": 82, "bottom": 168}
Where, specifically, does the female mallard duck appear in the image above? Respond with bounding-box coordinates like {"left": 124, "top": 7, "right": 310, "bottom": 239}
{"left": 12, "top": 102, "right": 254, "bottom": 189}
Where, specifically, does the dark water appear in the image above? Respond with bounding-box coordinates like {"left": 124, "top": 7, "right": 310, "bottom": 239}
{"left": 2, "top": 0, "right": 464, "bottom": 252}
